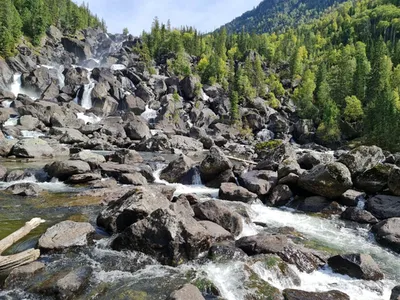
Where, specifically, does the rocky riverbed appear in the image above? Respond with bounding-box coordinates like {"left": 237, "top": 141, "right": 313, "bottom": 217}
{"left": 0, "top": 26, "right": 399, "bottom": 300}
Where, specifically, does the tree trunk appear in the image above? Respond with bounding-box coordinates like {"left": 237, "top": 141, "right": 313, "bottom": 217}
{"left": 0, "top": 218, "right": 44, "bottom": 273}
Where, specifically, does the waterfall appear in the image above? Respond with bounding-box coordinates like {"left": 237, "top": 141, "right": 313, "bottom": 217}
{"left": 10, "top": 74, "right": 22, "bottom": 97}
{"left": 57, "top": 65, "right": 65, "bottom": 89}
{"left": 141, "top": 105, "right": 158, "bottom": 123}
{"left": 191, "top": 167, "right": 202, "bottom": 185}
{"left": 81, "top": 71, "right": 95, "bottom": 109}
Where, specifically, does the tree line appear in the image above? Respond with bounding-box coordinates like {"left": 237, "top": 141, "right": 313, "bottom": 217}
{"left": 0, "top": 0, "right": 105, "bottom": 57}
{"left": 140, "top": 0, "right": 400, "bottom": 151}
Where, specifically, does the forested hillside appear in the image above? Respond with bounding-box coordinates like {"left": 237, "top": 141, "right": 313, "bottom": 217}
{"left": 141, "top": 0, "right": 400, "bottom": 151}
{"left": 0, "top": 0, "right": 105, "bottom": 57}
{"left": 220, "top": 0, "right": 348, "bottom": 34}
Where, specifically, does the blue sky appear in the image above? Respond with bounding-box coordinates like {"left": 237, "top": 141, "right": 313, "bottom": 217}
{"left": 78, "top": 0, "right": 262, "bottom": 35}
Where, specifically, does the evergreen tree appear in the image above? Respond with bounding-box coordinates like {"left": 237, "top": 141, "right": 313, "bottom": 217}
{"left": 353, "top": 42, "right": 371, "bottom": 102}
{"left": 294, "top": 69, "right": 318, "bottom": 119}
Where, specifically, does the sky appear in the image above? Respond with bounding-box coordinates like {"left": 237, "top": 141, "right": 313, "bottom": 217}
{"left": 77, "top": 0, "right": 262, "bottom": 35}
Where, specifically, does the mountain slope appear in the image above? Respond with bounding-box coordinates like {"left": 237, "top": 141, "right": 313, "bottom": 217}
{"left": 220, "top": 0, "right": 348, "bottom": 34}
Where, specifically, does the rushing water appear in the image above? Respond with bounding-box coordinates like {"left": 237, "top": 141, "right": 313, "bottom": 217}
{"left": 141, "top": 105, "right": 158, "bottom": 124}
{"left": 0, "top": 155, "right": 398, "bottom": 300}
{"left": 81, "top": 70, "right": 95, "bottom": 109}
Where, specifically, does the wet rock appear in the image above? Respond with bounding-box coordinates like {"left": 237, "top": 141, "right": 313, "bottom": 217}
{"left": 97, "top": 187, "right": 171, "bottom": 233}
{"left": 19, "top": 115, "right": 40, "bottom": 130}
{"left": 389, "top": 167, "right": 400, "bottom": 196}
{"left": 55, "top": 267, "right": 93, "bottom": 300}
{"left": 199, "top": 146, "right": 233, "bottom": 183}
{"left": 4, "top": 262, "right": 45, "bottom": 289}
{"left": 243, "top": 267, "right": 284, "bottom": 300}
{"left": 168, "top": 284, "right": 205, "bottom": 300}
{"left": 283, "top": 289, "right": 350, "bottom": 300}
{"left": 354, "top": 164, "right": 392, "bottom": 193}
{"left": 11, "top": 138, "right": 54, "bottom": 158}
{"left": 338, "top": 189, "right": 365, "bottom": 207}
{"left": 267, "top": 184, "right": 293, "bottom": 207}
{"left": 372, "top": 218, "right": 400, "bottom": 252}
{"left": 338, "top": 146, "right": 385, "bottom": 176}
{"left": 5, "top": 169, "right": 26, "bottom": 182}
{"left": 279, "top": 173, "right": 299, "bottom": 185}
{"left": 278, "top": 159, "right": 302, "bottom": 179}
{"left": 92, "top": 96, "right": 119, "bottom": 117}
{"left": 65, "top": 173, "right": 102, "bottom": 184}
{"left": 120, "top": 94, "right": 146, "bottom": 114}
{"left": 294, "top": 196, "right": 333, "bottom": 213}
{"left": 298, "top": 163, "right": 352, "bottom": 199}
{"left": 193, "top": 200, "right": 243, "bottom": 236}
{"left": 219, "top": 183, "right": 258, "bottom": 203}
{"left": 6, "top": 182, "right": 42, "bottom": 197}
{"left": 124, "top": 115, "right": 151, "bottom": 140}
{"left": 45, "top": 160, "right": 91, "bottom": 181}
{"left": 327, "top": 254, "right": 384, "bottom": 280}
{"left": 99, "top": 162, "right": 154, "bottom": 182}
{"left": 198, "top": 220, "right": 233, "bottom": 243}
{"left": 341, "top": 207, "right": 378, "bottom": 224}
{"left": 160, "top": 155, "right": 196, "bottom": 183}
{"left": 38, "top": 221, "right": 95, "bottom": 250}
{"left": 391, "top": 286, "right": 400, "bottom": 300}
{"left": 208, "top": 244, "right": 248, "bottom": 263}
{"left": 238, "top": 170, "right": 278, "bottom": 197}
{"left": 119, "top": 172, "right": 148, "bottom": 185}
{"left": 61, "top": 37, "right": 92, "bottom": 61}
{"left": 366, "top": 195, "right": 400, "bottom": 219}
{"left": 111, "top": 208, "right": 211, "bottom": 266}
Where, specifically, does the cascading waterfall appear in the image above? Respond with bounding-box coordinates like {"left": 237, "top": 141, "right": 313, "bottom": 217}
{"left": 10, "top": 74, "right": 22, "bottom": 97}
{"left": 141, "top": 105, "right": 158, "bottom": 125}
{"left": 57, "top": 65, "right": 65, "bottom": 89}
{"left": 81, "top": 70, "right": 95, "bottom": 109}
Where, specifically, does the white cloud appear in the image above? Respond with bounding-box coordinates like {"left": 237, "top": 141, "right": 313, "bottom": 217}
{"left": 79, "top": 0, "right": 262, "bottom": 35}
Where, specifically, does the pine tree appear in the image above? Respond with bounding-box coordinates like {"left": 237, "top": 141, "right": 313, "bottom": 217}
{"left": 353, "top": 41, "right": 371, "bottom": 102}
{"left": 294, "top": 69, "right": 318, "bottom": 119}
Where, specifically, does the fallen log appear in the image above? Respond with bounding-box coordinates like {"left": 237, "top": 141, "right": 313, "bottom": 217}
{"left": 0, "top": 218, "right": 45, "bottom": 273}
{"left": 226, "top": 155, "right": 257, "bottom": 165}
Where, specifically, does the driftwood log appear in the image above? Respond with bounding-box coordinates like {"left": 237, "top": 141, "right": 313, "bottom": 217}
{"left": 0, "top": 218, "right": 45, "bottom": 273}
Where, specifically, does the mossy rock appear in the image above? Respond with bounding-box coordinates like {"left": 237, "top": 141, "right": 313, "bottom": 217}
{"left": 243, "top": 266, "right": 283, "bottom": 300}
{"left": 255, "top": 140, "right": 283, "bottom": 152}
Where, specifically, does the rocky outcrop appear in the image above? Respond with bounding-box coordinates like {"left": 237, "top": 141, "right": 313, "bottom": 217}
{"left": 45, "top": 160, "right": 91, "bottom": 181}
{"left": 6, "top": 182, "right": 42, "bottom": 197}
{"left": 11, "top": 139, "right": 55, "bottom": 158}
{"left": 38, "top": 221, "right": 95, "bottom": 250}
{"left": 298, "top": 163, "right": 352, "bottom": 198}
{"left": 327, "top": 254, "right": 384, "bottom": 280}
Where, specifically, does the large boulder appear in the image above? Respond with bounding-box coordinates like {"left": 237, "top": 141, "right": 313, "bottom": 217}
{"left": 193, "top": 200, "right": 243, "bottom": 236}
{"left": 219, "top": 183, "right": 258, "bottom": 203}
{"left": 59, "top": 128, "right": 88, "bottom": 144}
{"left": 354, "top": 164, "right": 392, "bottom": 193}
{"left": 341, "top": 208, "right": 378, "bottom": 224}
{"left": 294, "top": 196, "right": 334, "bottom": 213}
{"left": 111, "top": 208, "right": 212, "bottom": 266}
{"left": 38, "top": 221, "right": 95, "bottom": 250}
{"left": 338, "top": 146, "right": 385, "bottom": 176}
{"left": 11, "top": 139, "right": 54, "bottom": 158}
{"left": 45, "top": 160, "right": 91, "bottom": 181}
{"left": 136, "top": 133, "right": 171, "bottom": 152}
{"left": 0, "top": 139, "right": 17, "bottom": 157}
{"left": 372, "top": 218, "right": 400, "bottom": 252}
{"left": 199, "top": 146, "right": 233, "bottom": 183}
{"left": 389, "top": 167, "right": 400, "bottom": 196}
{"left": 124, "top": 116, "right": 151, "bottom": 140}
{"left": 298, "top": 163, "right": 352, "bottom": 199}
{"left": 170, "top": 135, "right": 204, "bottom": 152}
{"left": 70, "top": 150, "right": 106, "bottom": 164}
{"left": 267, "top": 185, "right": 293, "bottom": 207}
{"left": 160, "top": 155, "right": 196, "bottom": 183}
{"left": 327, "top": 254, "right": 384, "bottom": 280}
{"left": 97, "top": 187, "right": 171, "bottom": 233}
{"left": 168, "top": 284, "right": 205, "bottom": 300}
{"left": 338, "top": 189, "right": 365, "bottom": 207}
{"left": 283, "top": 289, "right": 350, "bottom": 300}
{"left": 238, "top": 170, "right": 278, "bottom": 197}
{"left": 179, "top": 75, "right": 200, "bottom": 100}
{"left": 92, "top": 96, "right": 119, "bottom": 117}
{"left": 366, "top": 195, "right": 400, "bottom": 219}
{"left": 108, "top": 149, "right": 143, "bottom": 164}
{"left": 256, "top": 142, "right": 296, "bottom": 171}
